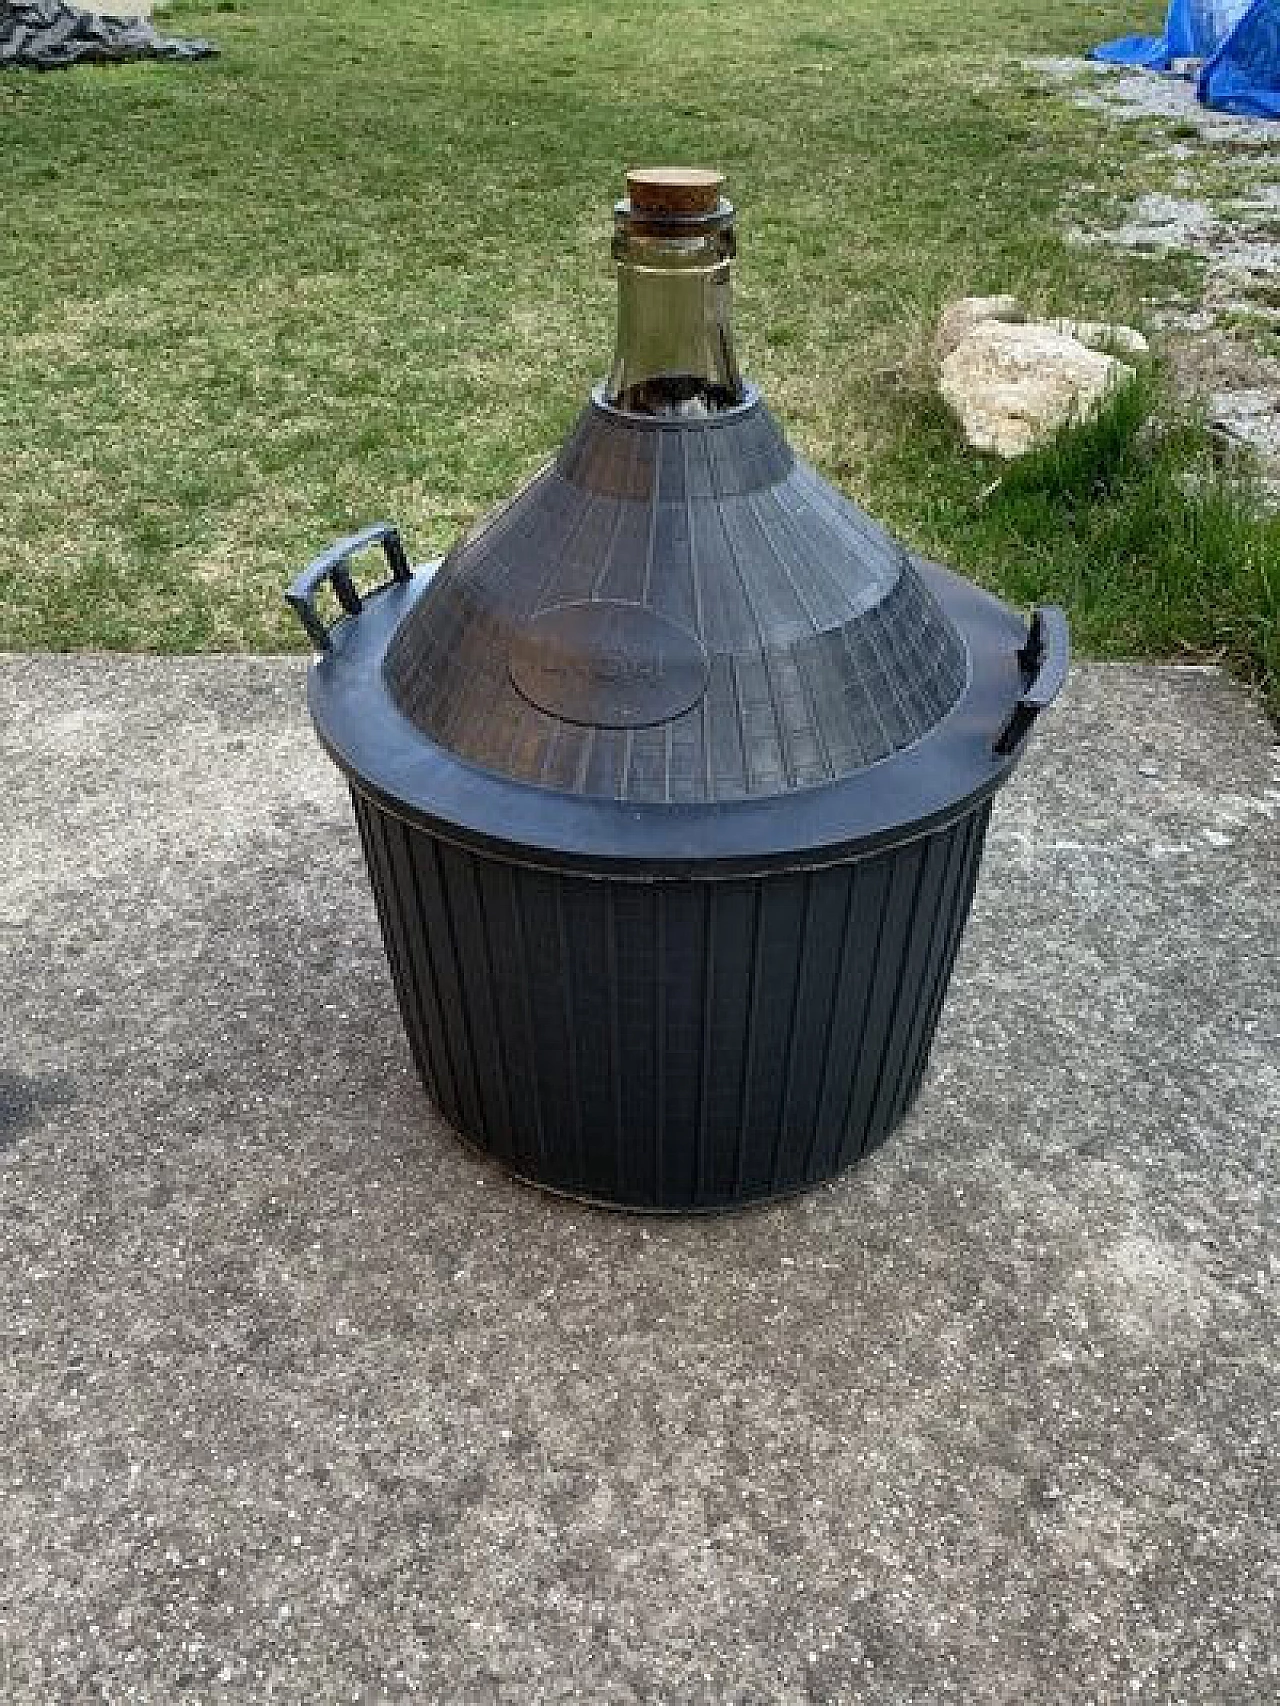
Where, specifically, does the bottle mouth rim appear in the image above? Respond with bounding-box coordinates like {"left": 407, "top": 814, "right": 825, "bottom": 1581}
{"left": 613, "top": 196, "right": 735, "bottom": 238}
{"left": 590, "top": 379, "right": 759, "bottom": 425}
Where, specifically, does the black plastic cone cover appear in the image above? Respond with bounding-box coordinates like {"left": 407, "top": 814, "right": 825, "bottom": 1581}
{"left": 300, "top": 385, "right": 1068, "bottom": 874}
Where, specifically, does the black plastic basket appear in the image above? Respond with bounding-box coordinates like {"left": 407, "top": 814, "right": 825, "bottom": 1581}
{"left": 350, "top": 783, "right": 991, "bottom": 1209}
{"left": 287, "top": 179, "right": 1067, "bottom": 1210}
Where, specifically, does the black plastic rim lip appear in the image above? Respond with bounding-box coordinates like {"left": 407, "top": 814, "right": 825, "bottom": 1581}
{"left": 307, "top": 559, "right": 1029, "bottom": 879}
{"left": 447, "top": 1113, "right": 871, "bottom": 1217}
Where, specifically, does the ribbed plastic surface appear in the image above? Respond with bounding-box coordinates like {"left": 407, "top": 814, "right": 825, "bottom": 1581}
{"left": 384, "top": 391, "right": 968, "bottom": 805}
{"left": 353, "top": 787, "right": 990, "bottom": 1210}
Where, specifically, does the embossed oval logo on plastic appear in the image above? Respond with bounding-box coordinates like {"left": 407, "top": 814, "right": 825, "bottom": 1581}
{"left": 509, "top": 601, "right": 710, "bottom": 730}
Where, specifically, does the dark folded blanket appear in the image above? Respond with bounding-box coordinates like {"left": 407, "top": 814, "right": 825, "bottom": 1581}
{"left": 0, "top": 0, "right": 217, "bottom": 67}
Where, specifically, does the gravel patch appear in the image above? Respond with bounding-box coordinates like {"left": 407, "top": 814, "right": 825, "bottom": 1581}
{"left": 1071, "top": 190, "right": 1221, "bottom": 253}
{"left": 1209, "top": 386, "right": 1280, "bottom": 459}
{"left": 1026, "top": 55, "right": 1277, "bottom": 146}
{"left": 1029, "top": 56, "right": 1280, "bottom": 477}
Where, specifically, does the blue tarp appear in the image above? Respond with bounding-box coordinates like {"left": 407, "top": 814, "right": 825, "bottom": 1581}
{"left": 1095, "top": 1, "right": 1280, "bottom": 117}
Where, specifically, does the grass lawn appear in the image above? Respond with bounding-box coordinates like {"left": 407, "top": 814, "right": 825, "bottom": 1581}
{"left": 1, "top": 0, "right": 1276, "bottom": 707}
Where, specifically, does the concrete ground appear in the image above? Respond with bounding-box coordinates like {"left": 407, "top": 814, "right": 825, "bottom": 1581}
{"left": 0, "top": 655, "right": 1276, "bottom": 1704}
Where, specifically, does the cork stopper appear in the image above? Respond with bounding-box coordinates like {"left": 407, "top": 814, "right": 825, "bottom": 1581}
{"left": 626, "top": 167, "right": 725, "bottom": 218}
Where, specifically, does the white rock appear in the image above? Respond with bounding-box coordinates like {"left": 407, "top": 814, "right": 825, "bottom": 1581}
{"left": 940, "top": 321, "right": 1135, "bottom": 459}
{"left": 1047, "top": 318, "right": 1150, "bottom": 358}
{"left": 934, "top": 295, "right": 1026, "bottom": 363}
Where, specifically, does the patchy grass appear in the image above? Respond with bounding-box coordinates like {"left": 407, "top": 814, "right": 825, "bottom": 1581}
{"left": 879, "top": 373, "right": 1279, "bottom": 706}
{"left": 0, "top": 0, "right": 1274, "bottom": 708}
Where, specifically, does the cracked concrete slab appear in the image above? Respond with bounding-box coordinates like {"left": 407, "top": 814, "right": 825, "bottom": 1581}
{"left": 0, "top": 655, "right": 1276, "bottom": 1703}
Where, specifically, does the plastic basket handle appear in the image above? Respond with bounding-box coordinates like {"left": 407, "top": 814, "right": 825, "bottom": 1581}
{"left": 994, "top": 605, "right": 1070, "bottom": 757}
{"left": 285, "top": 522, "right": 412, "bottom": 651}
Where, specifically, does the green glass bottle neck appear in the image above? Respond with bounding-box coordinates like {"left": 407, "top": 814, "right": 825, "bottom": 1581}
{"left": 605, "top": 220, "right": 744, "bottom": 417}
